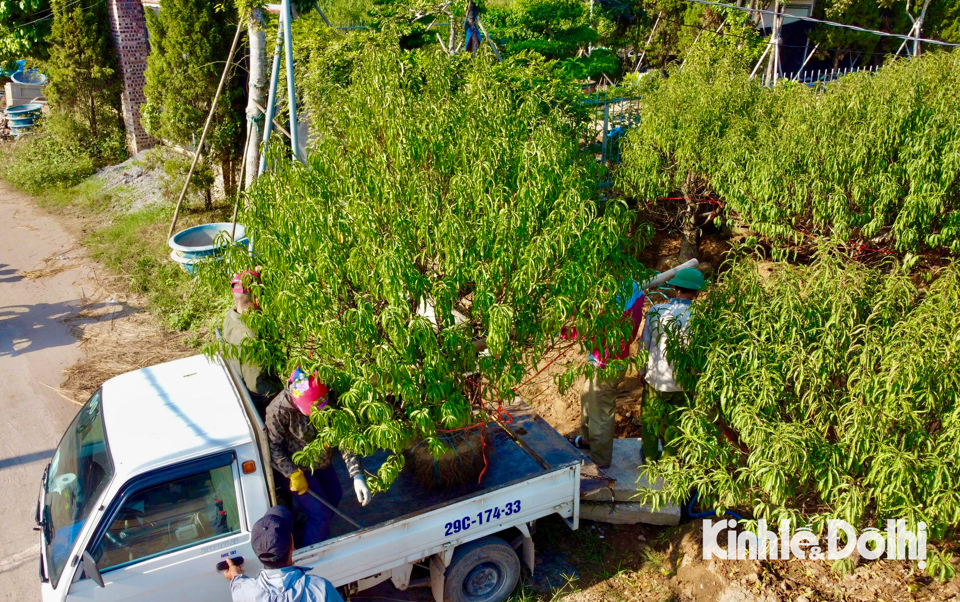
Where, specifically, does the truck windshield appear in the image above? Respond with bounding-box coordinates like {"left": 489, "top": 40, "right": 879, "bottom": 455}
{"left": 44, "top": 389, "right": 114, "bottom": 589}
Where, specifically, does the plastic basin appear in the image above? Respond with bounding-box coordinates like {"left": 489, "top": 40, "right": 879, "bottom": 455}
{"left": 11, "top": 69, "right": 47, "bottom": 86}
{"left": 170, "top": 250, "right": 200, "bottom": 274}
{"left": 5, "top": 103, "right": 43, "bottom": 116}
{"left": 168, "top": 223, "right": 248, "bottom": 259}
{"left": 7, "top": 115, "right": 37, "bottom": 127}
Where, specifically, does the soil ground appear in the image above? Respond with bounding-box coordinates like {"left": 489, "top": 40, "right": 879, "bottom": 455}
{"left": 3, "top": 180, "right": 957, "bottom": 601}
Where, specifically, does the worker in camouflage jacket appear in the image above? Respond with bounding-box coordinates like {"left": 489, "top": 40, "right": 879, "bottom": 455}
{"left": 265, "top": 368, "right": 371, "bottom": 548}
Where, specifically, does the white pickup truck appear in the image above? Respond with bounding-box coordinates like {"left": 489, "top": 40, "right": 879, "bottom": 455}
{"left": 37, "top": 354, "right": 582, "bottom": 602}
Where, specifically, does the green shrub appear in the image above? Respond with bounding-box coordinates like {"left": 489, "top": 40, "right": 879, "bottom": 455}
{"left": 639, "top": 250, "right": 960, "bottom": 539}
{"left": 86, "top": 205, "right": 229, "bottom": 333}
{"left": 0, "top": 128, "right": 96, "bottom": 194}
{"left": 618, "top": 49, "right": 960, "bottom": 256}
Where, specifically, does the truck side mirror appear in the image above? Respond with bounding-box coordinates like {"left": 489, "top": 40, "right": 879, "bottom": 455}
{"left": 81, "top": 551, "right": 104, "bottom": 588}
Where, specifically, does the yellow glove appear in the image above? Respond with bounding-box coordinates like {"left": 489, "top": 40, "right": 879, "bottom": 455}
{"left": 289, "top": 469, "right": 309, "bottom": 495}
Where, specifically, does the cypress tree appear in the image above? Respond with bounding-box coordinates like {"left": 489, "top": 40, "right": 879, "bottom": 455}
{"left": 45, "top": 0, "right": 124, "bottom": 153}
{"left": 142, "top": 0, "right": 243, "bottom": 202}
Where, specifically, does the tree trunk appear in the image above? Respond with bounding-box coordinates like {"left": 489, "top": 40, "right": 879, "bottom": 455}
{"left": 244, "top": 8, "right": 268, "bottom": 190}
{"left": 678, "top": 170, "right": 700, "bottom": 263}
{"left": 89, "top": 93, "right": 98, "bottom": 141}
{"left": 222, "top": 153, "right": 235, "bottom": 199}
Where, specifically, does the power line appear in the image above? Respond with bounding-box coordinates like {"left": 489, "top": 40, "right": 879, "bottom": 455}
{"left": 683, "top": 0, "right": 960, "bottom": 48}
{"left": 654, "top": 13, "right": 923, "bottom": 63}
{"left": 15, "top": 0, "right": 95, "bottom": 29}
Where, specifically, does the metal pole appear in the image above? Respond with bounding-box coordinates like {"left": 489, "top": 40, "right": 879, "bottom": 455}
{"left": 258, "top": 16, "right": 285, "bottom": 176}
{"left": 282, "top": 0, "right": 301, "bottom": 162}
{"left": 794, "top": 43, "right": 819, "bottom": 82}
{"left": 168, "top": 19, "right": 245, "bottom": 240}
{"left": 306, "top": 489, "right": 364, "bottom": 529}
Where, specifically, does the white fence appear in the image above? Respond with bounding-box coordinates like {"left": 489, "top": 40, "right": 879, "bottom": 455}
{"left": 781, "top": 64, "right": 881, "bottom": 86}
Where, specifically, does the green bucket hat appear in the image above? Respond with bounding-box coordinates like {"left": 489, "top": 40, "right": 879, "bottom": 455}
{"left": 667, "top": 267, "right": 705, "bottom": 291}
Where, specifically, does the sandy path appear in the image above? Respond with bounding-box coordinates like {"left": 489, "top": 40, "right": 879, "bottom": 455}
{"left": 0, "top": 182, "right": 98, "bottom": 601}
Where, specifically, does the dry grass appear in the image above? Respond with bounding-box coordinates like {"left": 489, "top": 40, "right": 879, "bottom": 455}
{"left": 58, "top": 267, "right": 192, "bottom": 403}
{"left": 17, "top": 245, "right": 84, "bottom": 280}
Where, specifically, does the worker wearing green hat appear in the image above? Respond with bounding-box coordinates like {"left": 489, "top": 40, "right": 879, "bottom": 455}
{"left": 638, "top": 267, "right": 705, "bottom": 463}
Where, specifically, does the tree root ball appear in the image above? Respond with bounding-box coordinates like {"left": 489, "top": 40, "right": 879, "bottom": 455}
{"left": 407, "top": 429, "right": 489, "bottom": 491}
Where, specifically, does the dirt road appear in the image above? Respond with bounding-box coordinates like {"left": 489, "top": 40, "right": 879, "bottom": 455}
{"left": 0, "top": 183, "right": 94, "bottom": 601}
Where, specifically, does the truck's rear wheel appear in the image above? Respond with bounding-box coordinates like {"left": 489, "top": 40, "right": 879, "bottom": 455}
{"left": 443, "top": 536, "right": 521, "bottom": 602}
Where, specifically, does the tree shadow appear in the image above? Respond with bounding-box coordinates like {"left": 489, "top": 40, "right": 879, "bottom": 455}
{"left": 0, "top": 263, "right": 22, "bottom": 284}
{"left": 0, "top": 300, "right": 124, "bottom": 358}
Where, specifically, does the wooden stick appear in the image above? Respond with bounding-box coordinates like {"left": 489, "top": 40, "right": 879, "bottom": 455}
{"left": 168, "top": 19, "right": 245, "bottom": 240}
{"left": 231, "top": 121, "right": 254, "bottom": 242}
{"left": 793, "top": 43, "right": 819, "bottom": 82}
{"left": 41, "top": 382, "right": 84, "bottom": 406}
{"left": 475, "top": 19, "right": 502, "bottom": 62}
{"left": 750, "top": 41, "right": 772, "bottom": 79}
{"left": 251, "top": 99, "right": 292, "bottom": 140}
{"left": 634, "top": 12, "right": 661, "bottom": 73}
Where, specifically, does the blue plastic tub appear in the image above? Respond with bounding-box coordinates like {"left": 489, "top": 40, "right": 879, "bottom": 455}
{"left": 170, "top": 250, "right": 201, "bottom": 274}
{"left": 1, "top": 60, "right": 26, "bottom": 77}
{"left": 169, "top": 222, "right": 248, "bottom": 257}
{"left": 7, "top": 115, "right": 37, "bottom": 127}
{"left": 5, "top": 103, "right": 43, "bottom": 116}
{"left": 11, "top": 69, "right": 47, "bottom": 86}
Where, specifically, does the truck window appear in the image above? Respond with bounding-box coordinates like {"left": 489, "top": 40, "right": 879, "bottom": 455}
{"left": 91, "top": 460, "right": 240, "bottom": 573}
{"left": 44, "top": 389, "right": 114, "bottom": 589}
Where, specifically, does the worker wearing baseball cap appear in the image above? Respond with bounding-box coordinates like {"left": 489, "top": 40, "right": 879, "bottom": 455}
{"left": 638, "top": 267, "right": 705, "bottom": 463}
{"left": 223, "top": 505, "right": 343, "bottom": 601}
{"left": 223, "top": 269, "right": 281, "bottom": 412}
{"left": 265, "top": 368, "right": 372, "bottom": 548}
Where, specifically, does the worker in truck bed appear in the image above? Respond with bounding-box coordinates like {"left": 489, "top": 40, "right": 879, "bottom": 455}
{"left": 266, "top": 368, "right": 372, "bottom": 548}
{"left": 224, "top": 505, "right": 344, "bottom": 602}
{"left": 223, "top": 270, "right": 282, "bottom": 412}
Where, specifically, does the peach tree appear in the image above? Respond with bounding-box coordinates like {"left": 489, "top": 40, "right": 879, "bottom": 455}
{"left": 206, "top": 40, "right": 648, "bottom": 491}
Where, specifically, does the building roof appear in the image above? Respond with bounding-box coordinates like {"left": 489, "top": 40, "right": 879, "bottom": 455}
{"left": 101, "top": 354, "right": 253, "bottom": 479}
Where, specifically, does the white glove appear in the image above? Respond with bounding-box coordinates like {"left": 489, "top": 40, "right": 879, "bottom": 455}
{"left": 353, "top": 476, "right": 371, "bottom": 506}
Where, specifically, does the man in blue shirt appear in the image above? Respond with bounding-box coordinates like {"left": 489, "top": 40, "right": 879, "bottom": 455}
{"left": 224, "top": 506, "right": 343, "bottom": 602}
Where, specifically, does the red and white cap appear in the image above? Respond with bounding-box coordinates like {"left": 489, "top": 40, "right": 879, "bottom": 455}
{"left": 231, "top": 270, "right": 261, "bottom": 294}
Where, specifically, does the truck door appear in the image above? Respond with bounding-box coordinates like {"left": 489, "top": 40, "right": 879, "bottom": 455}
{"left": 66, "top": 453, "right": 257, "bottom": 602}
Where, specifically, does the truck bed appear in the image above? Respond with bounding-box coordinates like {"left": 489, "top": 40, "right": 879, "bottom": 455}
{"left": 328, "top": 400, "right": 582, "bottom": 538}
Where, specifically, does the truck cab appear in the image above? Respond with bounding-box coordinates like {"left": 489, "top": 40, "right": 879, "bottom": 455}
{"left": 39, "top": 355, "right": 270, "bottom": 602}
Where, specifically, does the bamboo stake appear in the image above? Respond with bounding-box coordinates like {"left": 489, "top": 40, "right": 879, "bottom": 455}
{"left": 168, "top": 19, "right": 245, "bottom": 241}
{"left": 476, "top": 19, "right": 502, "bottom": 62}
{"left": 750, "top": 41, "right": 772, "bottom": 79}
{"left": 793, "top": 43, "right": 819, "bottom": 82}
{"left": 252, "top": 99, "right": 292, "bottom": 139}
{"left": 634, "top": 12, "right": 662, "bottom": 73}
{"left": 231, "top": 121, "right": 254, "bottom": 242}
